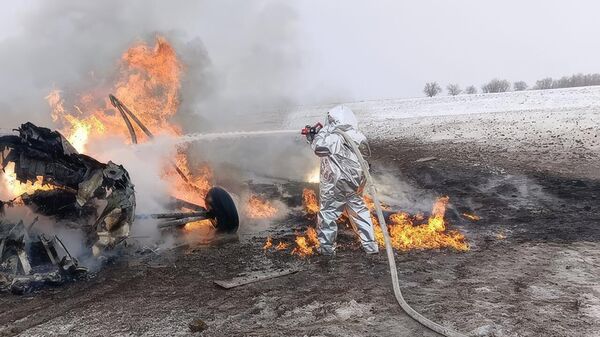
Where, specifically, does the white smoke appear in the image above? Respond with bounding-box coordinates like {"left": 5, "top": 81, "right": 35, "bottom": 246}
{"left": 0, "top": 0, "right": 324, "bottom": 260}
{"left": 0, "top": 0, "right": 317, "bottom": 184}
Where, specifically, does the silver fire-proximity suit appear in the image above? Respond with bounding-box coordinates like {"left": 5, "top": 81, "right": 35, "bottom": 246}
{"left": 309, "top": 105, "right": 379, "bottom": 254}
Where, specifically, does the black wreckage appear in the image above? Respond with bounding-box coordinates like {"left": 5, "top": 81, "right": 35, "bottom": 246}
{"left": 0, "top": 113, "right": 240, "bottom": 294}
{"left": 0, "top": 123, "right": 135, "bottom": 293}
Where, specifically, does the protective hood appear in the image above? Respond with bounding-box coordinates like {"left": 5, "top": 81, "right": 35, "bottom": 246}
{"left": 326, "top": 105, "right": 366, "bottom": 144}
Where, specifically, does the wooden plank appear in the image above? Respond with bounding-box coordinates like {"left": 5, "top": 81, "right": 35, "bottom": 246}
{"left": 214, "top": 268, "right": 300, "bottom": 289}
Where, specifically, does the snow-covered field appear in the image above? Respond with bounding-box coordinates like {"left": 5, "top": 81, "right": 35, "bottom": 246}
{"left": 284, "top": 86, "right": 599, "bottom": 146}
{"left": 282, "top": 86, "right": 600, "bottom": 179}
{"left": 287, "top": 85, "right": 600, "bottom": 122}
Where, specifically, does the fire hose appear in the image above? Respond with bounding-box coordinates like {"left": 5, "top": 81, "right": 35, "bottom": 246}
{"left": 334, "top": 129, "right": 467, "bottom": 337}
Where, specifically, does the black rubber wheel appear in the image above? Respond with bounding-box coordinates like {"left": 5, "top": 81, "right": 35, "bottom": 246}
{"left": 205, "top": 187, "right": 239, "bottom": 234}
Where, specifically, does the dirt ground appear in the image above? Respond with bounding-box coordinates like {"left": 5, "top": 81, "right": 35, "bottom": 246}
{"left": 1, "top": 134, "right": 599, "bottom": 337}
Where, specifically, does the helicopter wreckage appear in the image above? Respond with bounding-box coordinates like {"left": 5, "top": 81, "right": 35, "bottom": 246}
{"left": 0, "top": 97, "right": 239, "bottom": 294}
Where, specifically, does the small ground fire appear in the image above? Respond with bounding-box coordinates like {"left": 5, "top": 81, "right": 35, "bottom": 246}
{"left": 245, "top": 195, "right": 278, "bottom": 219}
{"left": 263, "top": 189, "right": 469, "bottom": 257}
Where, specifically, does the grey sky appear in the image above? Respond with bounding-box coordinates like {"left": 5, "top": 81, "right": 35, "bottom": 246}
{"left": 0, "top": 0, "right": 598, "bottom": 105}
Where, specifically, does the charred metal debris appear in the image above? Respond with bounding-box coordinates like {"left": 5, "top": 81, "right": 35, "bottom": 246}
{"left": 0, "top": 122, "right": 135, "bottom": 293}
{"left": 0, "top": 95, "right": 240, "bottom": 294}
{"left": 0, "top": 220, "right": 87, "bottom": 294}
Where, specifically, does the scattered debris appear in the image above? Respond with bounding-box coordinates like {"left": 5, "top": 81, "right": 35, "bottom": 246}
{"left": 214, "top": 268, "right": 300, "bottom": 289}
{"left": 0, "top": 122, "right": 136, "bottom": 256}
{"left": 462, "top": 212, "right": 481, "bottom": 222}
{"left": 0, "top": 221, "right": 87, "bottom": 294}
{"left": 188, "top": 318, "right": 208, "bottom": 333}
{"left": 415, "top": 156, "right": 437, "bottom": 163}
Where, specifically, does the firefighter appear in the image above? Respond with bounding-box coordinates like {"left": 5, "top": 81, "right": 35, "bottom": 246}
{"left": 304, "top": 105, "right": 378, "bottom": 255}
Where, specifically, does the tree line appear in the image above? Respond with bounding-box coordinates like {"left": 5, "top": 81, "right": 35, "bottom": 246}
{"left": 423, "top": 72, "right": 600, "bottom": 97}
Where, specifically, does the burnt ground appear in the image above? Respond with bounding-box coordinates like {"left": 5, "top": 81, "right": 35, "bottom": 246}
{"left": 1, "top": 138, "right": 599, "bottom": 337}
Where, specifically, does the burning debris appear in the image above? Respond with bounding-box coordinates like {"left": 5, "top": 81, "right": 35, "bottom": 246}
{"left": 1, "top": 123, "right": 136, "bottom": 256}
{"left": 0, "top": 220, "right": 87, "bottom": 294}
{"left": 149, "top": 186, "right": 239, "bottom": 235}
{"left": 264, "top": 192, "right": 469, "bottom": 257}
{"left": 373, "top": 196, "right": 469, "bottom": 252}
{"left": 0, "top": 121, "right": 240, "bottom": 293}
{"left": 0, "top": 37, "right": 244, "bottom": 295}
{"left": 0, "top": 123, "right": 133, "bottom": 292}
{"left": 263, "top": 227, "right": 320, "bottom": 257}
{"left": 40, "top": 36, "right": 241, "bottom": 239}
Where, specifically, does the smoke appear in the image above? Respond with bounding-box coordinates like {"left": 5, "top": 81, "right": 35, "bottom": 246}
{"left": 88, "top": 136, "right": 172, "bottom": 214}
{"left": 0, "top": 0, "right": 303, "bottom": 119}
{"left": 372, "top": 172, "right": 440, "bottom": 214}
{"left": 0, "top": 1, "right": 324, "bottom": 265}
{"left": 0, "top": 206, "right": 102, "bottom": 270}
{"left": 473, "top": 174, "right": 557, "bottom": 211}
{"left": 0, "top": 0, "right": 315, "bottom": 181}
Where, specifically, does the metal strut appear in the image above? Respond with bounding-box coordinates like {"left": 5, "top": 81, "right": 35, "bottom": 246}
{"left": 109, "top": 94, "right": 191, "bottom": 184}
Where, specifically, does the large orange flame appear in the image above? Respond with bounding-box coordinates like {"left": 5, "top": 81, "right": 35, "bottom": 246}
{"left": 37, "top": 36, "right": 213, "bottom": 213}
{"left": 46, "top": 36, "right": 183, "bottom": 149}
{"left": 1, "top": 162, "right": 55, "bottom": 198}
{"left": 263, "top": 195, "right": 468, "bottom": 258}
{"left": 373, "top": 196, "right": 469, "bottom": 252}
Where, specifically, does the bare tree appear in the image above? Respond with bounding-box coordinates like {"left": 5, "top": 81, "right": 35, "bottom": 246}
{"left": 533, "top": 73, "right": 600, "bottom": 90}
{"left": 534, "top": 78, "right": 553, "bottom": 90}
{"left": 481, "top": 79, "right": 511, "bottom": 93}
{"left": 513, "top": 81, "right": 528, "bottom": 91}
{"left": 423, "top": 82, "right": 442, "bottom": 97}
{"left": 446, "top": 83, "right": 462, "bottom": 96}
{"left": 465, "top": 85, "right": 477, "bottom": 94}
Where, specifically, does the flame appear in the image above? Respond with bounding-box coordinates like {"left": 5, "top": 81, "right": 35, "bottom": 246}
{"left": 262, "top": 227, "right": 319, "bottom": 257}
{"left": 302, "top": 188, "right": 319, "bottom": 215}
{"left": 263, "top": 195, "right": 468, "bottom": 259}
{"left": 47, "top": 37, "right": 183, "bottom": 143}
{"left": 45, "top": 90, "right": 107, "bottom": 153}
{"left": 363, "top": 194, "right": 390, "bottom": 211}
{"left": 263, "top": 237, "right": 291, "bottom": 252}
{"left": 35, "top": 36, "right": 214, "bottom": 214}
{"left": 372, "top": 196, "right": 469, "bottom": 252}
{"left": 462, "top": 212, "right": 481, "bottom": 221}
{"left": 1, "top": 162, "right": 55, "bottom": 198}
{"left": 263, "top": 237, "right": 273, "bottom": 250}
{"left": 168, "top": 154, "right": 213, "bottom": 207}
{"left": 245, "top": 195, "right": 277, "bottom": 219}
{"left": 292, "top": 227, "right": 320, "bottom": 257}
{"left": 183, "top": 219, "right": 213, "bottom": 232}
